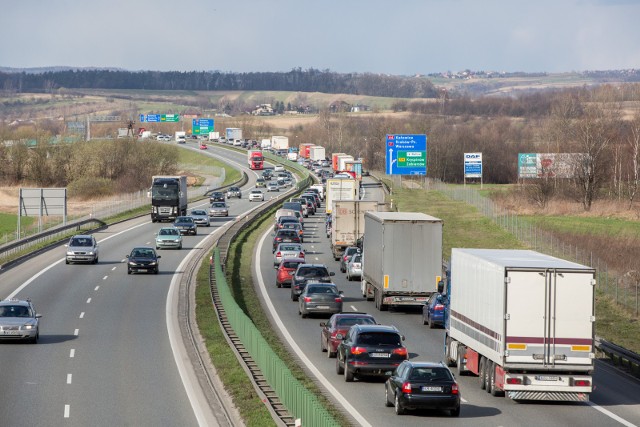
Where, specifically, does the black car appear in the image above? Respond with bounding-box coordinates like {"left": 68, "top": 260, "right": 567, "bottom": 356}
{"left": 210, "top": 191, "right": 225, "bottom": 202}
{"left": 173, "top": 216, "right": 197, "bottom": 235}
{"left": 226, "top": 186, "right": 242, "bottom": 199}
{"left": 126, "top": 247, "right": 161, "bottom": 274}
{"left": 272, "top": 229, "right": 301, "bottom": 252}
{"left": 290, "top": 264, "right": 335, "bottom": 301}
{"left": 384, "top": 361, "right": 460, "bottom": 416}
{"left": 336, "top": 324, "right": 407, "bottom": 382}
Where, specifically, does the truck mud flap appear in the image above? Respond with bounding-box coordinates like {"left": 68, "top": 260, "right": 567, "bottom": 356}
{"left": 507, "top": 391, "right": 589, "bottom": 402}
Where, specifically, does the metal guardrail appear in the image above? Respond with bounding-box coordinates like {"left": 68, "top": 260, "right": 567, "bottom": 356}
{"left": 596, "top": 337, "right": 640, "bottom": 378}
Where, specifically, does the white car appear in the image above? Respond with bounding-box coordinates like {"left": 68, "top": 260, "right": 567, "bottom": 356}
{"left": 249, "top": 190, "right": 264, "bottom": 202}
{"left": 273, "top": 242, "right": 305, "bottom": 267}
{"left": 274, "top": 165, "right": 284, "bottom": 172}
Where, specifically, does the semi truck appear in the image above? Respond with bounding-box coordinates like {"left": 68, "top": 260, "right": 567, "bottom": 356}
{"left": 299, "top": 143, "right": 314, "bottom": 159}
{"left": 337, "top": 155, "right": 355, "bottom": 172}
{"left": 325, "top": 178, "right": 359, "bottom": 215}
{"left": 443, "top": 249, "right": 595, "bottom": 402}
{"left": 330, "top": 200, "right": 382, "bottom": 260}
{"left": 271, "top": 135, "right": 289, "bottom": 150}
{"left": 361, "top": 212, "right": 443, "bottom": 311}
{"left": 150, "top": 175, "right": 188, "bottom": 222}
{"left": 309, "top": 145, "right": 326, "bottom": 162}
{"left": 247, "top": 149, "right": 264, "bottom": 170}
{"left": 331, "top": 153, "right": 347, "bottom": 171}
{"left": 226, "top": 128, "right": 243, "bottom": 143}
{"left": 344, "top": 160, "right": 363, "bottom": 180}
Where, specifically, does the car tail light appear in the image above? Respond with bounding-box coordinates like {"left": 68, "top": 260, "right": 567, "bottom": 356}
{"left": 506, "top": 377, "right": 522, "bottom": 385}
{"left": 392, "top": 347, "right": 408, "bottom": 357}
{"left": 276, "top": 251, "right": 281, "bottom": 258}
{"left": 401, "top": 382, "right": 412, "bottom": 393}
{"left": 334, "top": 298, "right": 342, "bottom": 302}
{"left": 350, "top": 346, "right": 368, "bottom": 355}
{"left": 434, "top": 304, "right": 444, "bottom": 311}
{"left": 303, "top": 297, "right": 312, "bottom": 302}
{"left": 574, "top": 379, "right": 590, "bottom": 387}
{"left": 451, "top": 383, "right": 459, "bottom": 395}
{"left": 299, "top": 252, "right": 305, "bottom": 258}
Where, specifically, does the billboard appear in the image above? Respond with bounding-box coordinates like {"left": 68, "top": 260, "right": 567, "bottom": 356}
{"left": 518, "top": 153, "right": 582, "bottom": 178}
{"left": 464, "top": 152, "right": 482, "bottom": 178}
{"left": 385, "top": 134, "right": 427, "bottom": 175}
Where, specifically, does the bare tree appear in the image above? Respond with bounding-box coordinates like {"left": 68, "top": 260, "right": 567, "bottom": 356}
{"left": 626, "top": 112, "right": 640, "bottom": 208}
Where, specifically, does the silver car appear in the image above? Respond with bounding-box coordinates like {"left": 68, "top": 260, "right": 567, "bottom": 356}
{"left": 209, "top": 202, "right": 229, "bottom": 217}
{"left": 249, "top": 190, "right": 264, "bottom": 202}
{"left": 273, "top": 242, "right": 305, "bottom": 267}
{"left": 189, "top": 209, "right": 210, "bottom": 226}
{"left": 155, "top": 227, "right": 183, "bottom": 250}
{"left": 0, "top": 299, "right": 42, "bottom": 343}
{"left": 267, "top": 181, "right": 280, "bottom": 192}
{"left": 346, "top": 253, "right": 363, "bottom": 281}
{"left": 65, "top": 234, "right": 99, "bottom": 264}
{"left": 298, "top": 283, "right": 343, "bottom": 318}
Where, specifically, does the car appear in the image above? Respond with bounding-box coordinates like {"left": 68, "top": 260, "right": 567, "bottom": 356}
{"left": 274, "top": 165, "right": 284, "bottom": 172}
{"left": 276, "top": 257, "right": 306, "bottom": 288}
{"left": 209, "top": 201, "right": 229, "bottom": 217}
{"left": 173, "top": 216, "right": 197, "bottom": 235}
{"left": 346, "top": 253, "right": 362, "bottom": 281}
{"left": 249, "top": 190, "right": 264, "bottom": 202}
{"left": 302, "top": 192, "right": 321, "bottom": 209}
{"left": 209, "top": 191, "right": 225, "bottom": 203}
{"left": 289, "top": 198, "right": 309, "bottom": 217}
{"left": 189, "top": 209, "right": 211, "bottom": 227}
{"left": 126, "top": 246, "right": 161, "bottom": 274}
{"left": 65, "top": 234, "right": 99, "bottom": 264}
{"left": 298, "top": 283, "right": 343, "bottom": 318}
{"left": 199, "top": 143, "right": 208, "bottom": 150}
{"left": 155, "top": 227, "right": 183, "bottom": 249}
{"left": 226, "top": 186, "right": 242, "bottom": 199}
{"left": 282, "top": 201, "right": 304, "bottom": 219}
{"left": 262, "top": 170, "right": 273, "bottom": 180}
{"left": 256, "top": 178, "right": 266, "bottom": 188}
{"left": 273, "top": 242, "right": 305, "bottom": 267}
{"left": 274, "top": 216, "right": 302, "bottom": 232}
{"left": 422, "top": 293, "right": 446, "bottom": 329}
{"left": 340, "top": 246, "right": 361, "bottom": 271}
{"left": 290, "top": 264, "right": 335, "bottom": 301}
{"left": 336, "top": 324, "right": 408, "bottom": 382}
{"left": 267, "top": 181, "right": 280, "bottom": 192}
{"left": 301, "top": 198, "right": 316, "bottom": 215}
{"left": 320, "top": 313, "right": 377, "bottom": 358}
{"left": 384, "top": 361, "right": 460, "bottom": 416}
{"left": 321, "top": 160, "right": 331, "bottom": 168}
{"left": 272, "top": 229, "right": 301, "bottom": 252}
{"left": 280, "top": 222, "right": 304, "bottom": 242}
{"left": 0, "top": 299, "right": 42, "bottom": 343}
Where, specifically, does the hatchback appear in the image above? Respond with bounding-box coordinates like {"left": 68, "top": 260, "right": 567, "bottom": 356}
{"left": 65, "top": 234, "right": 99, "bottom": 264}
{"left": 290, "top": 264, "right": 335, "bottom": 301}
{"left": 346, "top": 253, "right": 362, "bottom": 281}
{"left": 385, "top": 361, "right": 460, "bottom": 416}
{"left": 155, "top": 227, "right": 183, "bottom": 250}
{"left": 320, "top": 312, "right": 377, "bottom": 358}
{"left": 340, "top": 246, "right": 360, "bottom": 271}
{"left": 422, "top": 293, "right": 446, "bottom": 329}
{"left": 249, "top": 190, "right": 264, "bottom": 202}
{"left": 0, "top": 299, "right": 42, "bottom": 343}
{"left": 298, "top": 283, "right": 343, "bottom": 318}
{"left": 272, "top": 229, "right": 301, "bottom": 252}
{"left": 267, "top": 181, "right": 280, "bottom": 192}
{"left": 273, "top": 243, "right": 305, "bottom": 267}
{"left": 276, "top": 257, "right": 306, "bottom": 288}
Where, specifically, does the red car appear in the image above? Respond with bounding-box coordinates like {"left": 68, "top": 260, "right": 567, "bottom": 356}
{"left": 199, "top": 143, "right": 208, "bottom": 150}
{"left": 276, "top": 257, "right": 306, "bottom": 288}
{"left": 320, "top": 312, "right": 377, "bottom": 358}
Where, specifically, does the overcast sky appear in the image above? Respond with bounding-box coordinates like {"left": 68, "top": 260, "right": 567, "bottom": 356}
{"left": 2, "top": 0, "right": 640, "bottom": 75}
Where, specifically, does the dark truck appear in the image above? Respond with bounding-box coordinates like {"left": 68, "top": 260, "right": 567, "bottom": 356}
{"left": 150, "top": 175, "right": 188, "bottom": 222}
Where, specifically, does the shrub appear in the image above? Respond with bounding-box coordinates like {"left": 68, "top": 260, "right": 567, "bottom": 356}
{"left": 67, "top": 176, "right": 114, "bottom": 199}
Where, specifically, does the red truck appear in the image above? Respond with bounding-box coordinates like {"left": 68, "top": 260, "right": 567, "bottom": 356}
{"left": 248, "top": 149, "right": 264, "bottom": 170}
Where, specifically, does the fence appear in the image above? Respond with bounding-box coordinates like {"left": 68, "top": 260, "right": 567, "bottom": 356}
{"left": 384, "top": 174, "right": 639, "bottom": 317}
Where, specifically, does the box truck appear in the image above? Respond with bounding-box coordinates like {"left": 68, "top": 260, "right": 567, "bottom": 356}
{"left": 208, "top": 131, "right": 220, "bottom": 141}
{"left": 330, "top": 200, "right": 382, "bottom": 260}
{"left": 332, "top": 153, "right": 347, "bottom": 171}
{"left": 247, "top": 149, "right": 264, "bottom": 170}
{"left": 150, "top": 176, "right": 188, "bottom": 222}
{"left": 309, "top": 145, "right": 326, "bottom": 162}
{"left": 226, "top": 128, "right": 243, "bottom": 143}
{"left": 261, "top": 139, "right": 272, "bottom": 149}
{"left": 325, "top": 178, "right": 359, "bottom": 215}
{"left": 344, "top": 160, "right": 363, "bottom": 180}
{"left": 271, "top": 136, "right": 289, "bottom": 151}
{"left": 361, "top": 212, "right": 443, "bottom": 311}
{"left": 299, "top": 143, "right": 314, "bottom": 159}
{"left": 175, "top": 131, "right": 186, "bottom": 144}
{"left": 443, "top": 249, "right": 595, "bottom": 402}
{"left": 337, "top": 155, "right": 355, "bottom": 172}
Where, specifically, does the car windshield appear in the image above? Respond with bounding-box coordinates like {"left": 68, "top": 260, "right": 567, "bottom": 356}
{"left": 278, "top": 231, "right": 298, "bottom": 237}
{"left": 70, "top": 237, "right": 92, "bottom": 247}
{"left": 298, "top": 268, "right": 328, "bottom": 277}
{"left": 132, "top": 249, "right": 155, "bottom": 258}
{"left": 357, "top": 332, "right": 401, "bottom": 346}
{"left": 159, "top": 229, "right": 179, "bottom": 236}
{"left": 176, "top": 217, "right": 193, "bottom": 223}
{"left": 409, "top": 367, "right": 453, "bottom": 382}
{"left": 212, "top": 203, "right": 226, "bottom": 208}
{"left": 351, "top": 255, "right": 362, "bottom": 263}
{"left": 0, "top": 305, "right": 31, "bottom": 317}
{"left": 337, "top": 317, "right": 375, "bottom": 327}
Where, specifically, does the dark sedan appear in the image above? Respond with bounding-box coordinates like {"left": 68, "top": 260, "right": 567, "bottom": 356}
{"left": 173, "top": 216, "right": 197, "bottom": 235}
{"left": 385, "top": 361, "right": 460, "bottom": 416}
{"left": 126, "top": 247, "right": 161, "bottom": 274}
{"left": 209, "top": 191, "right": 225, "bottom": 202}
{"left": 298, "top": 283, "right": 343, "bottom": 318}
{"left": 272, "top": 229, "right": 301, "bottom": 252}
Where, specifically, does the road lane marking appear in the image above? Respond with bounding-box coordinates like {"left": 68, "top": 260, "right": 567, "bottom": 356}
{"left": 74, "top": 329, "right": 79, "bottom": 336}
{"left": 111, "top": 267, "right": 116, "bottom": 271}
{"left": 587, "top": 402, "right": 638, "bottom": 427}
{"left": 350, "top": 305, "right": 358, "bottom": 311}
{"left": 94, "top": 286, "right": 100, "bottom": 291}
{"left": 79, "top": 312, "right": 84, "bottom": 319}
{"left": 69, "top": 349, "right": 75, "bottom": 358}
{"left": 64, "top": 405, "right": 70, "bottom": 418}
{"left": 86, "top": 298, "right": 91, "bottom": 304}
{"left": 67, "top": 374, "right": 72, "bottom": 384}
{"left": 103, "top": 276, "right": 108, "bottom": 280}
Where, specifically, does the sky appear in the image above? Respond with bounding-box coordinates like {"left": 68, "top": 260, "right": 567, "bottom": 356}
{"left": 2, "top": 0, "right": 640, "bottom": 75}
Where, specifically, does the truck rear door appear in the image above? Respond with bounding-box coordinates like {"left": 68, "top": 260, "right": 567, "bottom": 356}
{"left": 505, "top": 269, "right": 594, "bottom": 367}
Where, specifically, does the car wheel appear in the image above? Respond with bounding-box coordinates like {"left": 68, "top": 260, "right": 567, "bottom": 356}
{"left": 94, "top": 257, "right": 98, "bottom": 264}
{"left": 385, "top": 385, "right": 394, "bottom": 407}
{"left": 301, "top": 311, "right": 307, "bottom": 319}
{"left": 127, "top": 269, "right": 131, "bottom": 275}
{"left": 344, "top": 362, "right": 354, "bottom": 382}
{"left": 336, "top": 355, "right": 344, "bottom": 375}
{"left": 276, "top": 282, "right": 281, "bottom": 288}
{"left": 394, "top": 393, "right": 405, "bottom": 415}
{"left": 489, "top": 362, "right": 503, "bottom": 396}
{"left": 450, "top": 406, "right": 461, "bottom": 417}
{"left": 321, "top": 336, "right": 327, "bottom": 352}
{"left": 456, "top": 345, "right": 466, "bottom": 376}
{"left": 429, "top": 314, "right": 436, "bottom": 329}
{"left": 65, "top": 259, "right": 70, "bottom": 265}
{"left": 178, "top": 244, "right": 182, "bottom": 249}
{"left": 423, "top": 311, "right": 428, "bottom": 325}
{"left": 154, "top": 267, "right": 159, "bottom": 274}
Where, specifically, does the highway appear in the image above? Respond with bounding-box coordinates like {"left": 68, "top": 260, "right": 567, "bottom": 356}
{"left": 254, "top": 175, "right": 640, "bottom": 427}
{"left": 0, "top": 144, "right": 279, "bottom": 426}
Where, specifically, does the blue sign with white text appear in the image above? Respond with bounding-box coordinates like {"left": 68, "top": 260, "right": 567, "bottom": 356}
{"left": 385, "top": 134, "right": 427, "bottom": 175}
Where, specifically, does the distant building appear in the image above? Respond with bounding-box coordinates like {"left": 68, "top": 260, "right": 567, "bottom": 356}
{"left": 252, "top": 104, "right": 275, "bottom": 116}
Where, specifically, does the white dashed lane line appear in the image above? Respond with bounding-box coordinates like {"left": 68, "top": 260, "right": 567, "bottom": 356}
{"left": 94, "top": 286, "right": 100, "bottom": 291}
{"left": 64, "top": 404, "right": 70, "bottom": 418}
{"left": 69, "top": 349, "right": 75, "bottom": 358}
{"left": 102, "top": 276, "right": 108, "bottom": 280}
{"left": 67, "top": 374, "right": 72, "bottom": 384}
{"left": 74, "top": 329, "right": 79, "bottom": 336}
{"left": 86, "top": 298, "right": 91, "bottom": 304}
{"left": 79, "top": 312, "right": 84, "bottom": 319}
{"left": 111, "top": 267, "right": 116, "bottom": 271}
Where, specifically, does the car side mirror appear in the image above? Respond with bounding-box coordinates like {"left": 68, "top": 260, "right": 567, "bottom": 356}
{"left": 157, "top": 255, "right": 162, "bottom": 259}
{"left": 336, "top": 333, "right": 344, "bottom": 340}
{"left": 339, "top": 291, "right": 344, "bottom": 295}
{"left": 329, "top": 272, "right": 335, "bottom": 276}
{"left": 319, "top": 322, "right": 326, "bottom": 327}
{"left": 35, "top": 314, "right": 42, "bottom": 318}
{"left": 126, "top": 255, "right": 130, "bottom": 258}
{"left": 401, "top": 335, "right": 406, "bottom": 341}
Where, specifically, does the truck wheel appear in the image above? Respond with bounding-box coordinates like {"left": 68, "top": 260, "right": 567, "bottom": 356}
{"left": 377, "top": 290, "right": 388, "bottom": 311}
{"left": 479, "top": 357, "right": 487, "bottom": 390}
{"left": 445, "top": 336, "right": 456, "bottom": 367}
{"left": 489, "top": 364, "right": 503, "bottom": 397}
{"left": 485, "top": 361, "right": 494, "bottom": 394}
{"left": 456, "top": 345, "right": 466, "bottom": 377}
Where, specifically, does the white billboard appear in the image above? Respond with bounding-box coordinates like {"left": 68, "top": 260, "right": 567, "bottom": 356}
{"left": 464, "top": 152, "right": 482, "bottom": 178}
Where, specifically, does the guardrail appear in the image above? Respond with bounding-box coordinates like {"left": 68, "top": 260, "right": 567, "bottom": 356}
{"left": 596, "top": 337, "right": 640, "bottom": 378}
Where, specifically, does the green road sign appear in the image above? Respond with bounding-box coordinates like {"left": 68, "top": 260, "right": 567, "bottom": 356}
{"left": 161, "top": 114, "right": 180, "bottom": 122}
{"left": 397, "top": 150, "right": 426, "bottom": 168}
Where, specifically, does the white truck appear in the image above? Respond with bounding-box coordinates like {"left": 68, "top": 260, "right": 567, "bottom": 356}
{"left": 330, "top": 200, "right": 381, "bottom": 260}
{"left": 337, "top": 155, "right": 355, "bottom": 172}
{"left": 444, "top": 249, "right": 595, "bottom": 402}
{"left": 309, "top": 145, "right": 326, "bottom": 162}
{"left": 175, "top": 131, "right": 186, "bottom": 144}
{"left": 271, "top": 135, "right": 289, "bottom": 150}
{"left": 261, "top": 139, "right": 272, "bottom": 149}
{"left": 325, "top": 178, "right": 359, "bottom": 215}
{"left": 208, "top": 131, "right": 220, "bottom": 141}
{"left": 361, "top": 212, "right": 443, "bottom": 311}
{"left": 226, "top": 128, "right": 243, "bottom": 144}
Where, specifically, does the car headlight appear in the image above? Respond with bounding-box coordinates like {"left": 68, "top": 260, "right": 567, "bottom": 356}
{"left": 128, "top": 261, "right": 136, "bottom": 265}
{"left": 149, "top": 262, "right": 157, "bottom": 266}
{"left": 22, "top": 322, "right": 37, "bottom": 330}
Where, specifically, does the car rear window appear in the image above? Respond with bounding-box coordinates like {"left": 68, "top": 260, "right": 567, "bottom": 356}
{"left": 298, "top": 267, "right": 329, "bottom": 277}
{"left": 283, "top": 261, "right": 302, "bottom": 269}
{"left": 409, "top": 367, "right": 453, "bottom": 381}
{"left": 357, "top": 332, "right": 401, "bottom": 346}
{"left": 307, "top": 286, "right": 338, "bottom": 294}
{"left": 337, "top": 317, "right": 375, "bottom": 327}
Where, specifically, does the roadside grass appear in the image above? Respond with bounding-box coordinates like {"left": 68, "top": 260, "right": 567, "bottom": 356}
{"left": 0, "top": 213, "right": 34, "bottom": 238}
{"left": 195, "top": 254, "right": 275, "bottom": 426}
{"left": 225, "top": 206, "right": 350, "bottom": 426}
{"left": 521, "top": 215, "right": 640, "bottom": 238}
{"left": 178, "top": 149, "right": 241, "bottom": 186}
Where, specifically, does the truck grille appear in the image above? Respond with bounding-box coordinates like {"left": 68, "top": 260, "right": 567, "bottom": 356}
{"left": 159, "top": 207, "right": 172, "bottom": 214}
{"left": 507, "top": 391, "right": 589, "bottom": 402}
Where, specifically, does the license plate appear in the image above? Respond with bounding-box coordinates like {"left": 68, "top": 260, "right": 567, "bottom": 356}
{"left": 535, "top": 375, "right": 561, "bottom": 381}
{"left": 316, "top": 306, "right": 329, "bottom": 309}
{"left": 2, "top": 331, "right": 20, "bottom": 335}
{"left": 370, "top": 353, "right": 390, "bottom": 358}
{"left": 421, "top": 386, "right": 442, "bottom": 392}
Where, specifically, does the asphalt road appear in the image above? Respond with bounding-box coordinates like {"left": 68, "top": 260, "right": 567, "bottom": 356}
{"left": 254, "top": 175, "right": 640, "bottom": 427}
{"left": 0, "top": 143, "right": 288, "bottom": 426}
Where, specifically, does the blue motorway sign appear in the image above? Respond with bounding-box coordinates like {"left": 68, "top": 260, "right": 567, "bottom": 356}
{"left": 464, "top": 152, "right": 483, "bottom": 178}
{"left": 385, "top": 134, "right": 427, "bottom": 175}
{"left": 140, "top": 114, "right": 161, "bottom": 123}
{"left": 192, "top": 118, "right": 214, "bottom": 135}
